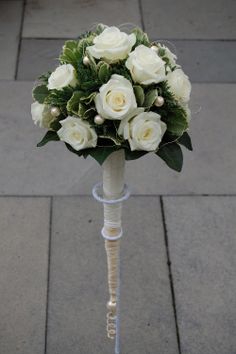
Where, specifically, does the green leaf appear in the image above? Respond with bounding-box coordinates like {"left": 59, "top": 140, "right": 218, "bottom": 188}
{"left": 132, "top": 27, "right": 150, "bottom": 47}
{"left": 80, "top": 91, "right": 97, "bottom": 105}
{"left": 158, "top": 47, "right": 166, "bottom": 57}
{"left": 88, "top": 146, "right": 119, "bottom": 165}
{"left": 164, "top": 114, "right": 188, "bottom": 137}
{"left": 133, "top": 85, "right": 145, "bottom": 106}
{"left": 67, "top": 144, "right": 119, "bottom": 165}
{"left": 65, "top": 143, "right": 89, "bottom": 157}
{"left": 125, "top": 149, "right": 148, "bottom": 161}
{"left": 178, "top": 131, "right": 193, "bottom": 151}
{"left": 66, "top": 91, "right": 84, "bottom": 115}
{"left": 45, "top": 87, "right": 74, "bottom": 108}
{"left": 37, "top": 131, "right": 59, "bottom": 147}
{"left": 50, "top": 118, "right": 61, "bottom": 131}
{"left": 99, "top": 134, "right": 122, "bottom": 146}
{"left": 95, "top": 23, "right": 106, "bottom": 35}
{"left": 37, "top": 71, "right": 51, "bottom": 84}
{"left": 98, "top": 62, "right": 111, "bottom": 83}
{"left": 59, "top": 40, "right": 80, "bottom": 68}
{"left": 144, "top": 89, "right": 158, "bottom": 108}
{"left": 156, "top": 143, "right": 183, "bottom": 172}
{"left": 83, "top": 107, "right": 96, "bottom": 119}
{"left": 32, "top": 85, "right": 49, "bottom": 104}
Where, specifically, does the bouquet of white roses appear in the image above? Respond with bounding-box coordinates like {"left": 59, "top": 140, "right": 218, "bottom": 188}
{"left": 31, "top": 25, "right": 192, "bottom": 347}
{"left": 31, "top": 24, "right": 192, "bottom": 172}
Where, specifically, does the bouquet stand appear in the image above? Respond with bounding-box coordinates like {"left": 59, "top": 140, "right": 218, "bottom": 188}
{"left": 92, "top": 149, "right": 130, "bottom": 354}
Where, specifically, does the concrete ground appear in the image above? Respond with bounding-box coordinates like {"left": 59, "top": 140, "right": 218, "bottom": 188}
{"left": 0, "top": 0, "right": 236, "bottom": 353}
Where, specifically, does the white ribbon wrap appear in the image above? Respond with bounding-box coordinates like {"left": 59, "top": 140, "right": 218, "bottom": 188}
{"left": 102, "top": 149, "right": 125, "bottom": 339}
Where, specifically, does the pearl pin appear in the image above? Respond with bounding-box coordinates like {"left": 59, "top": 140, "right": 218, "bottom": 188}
{"left": 50, "top": 106, "right": 60, "bottom": 117}
{"left": 107, "top": 301, "right": 116, "bottom": 312}
{"left": 151, "top": 45, "right": 158, "bottom": 52}
{"left": 154, "top": 96, "right": 164, "bottom": 107}
{"left": 94, "top": 114, "right": 105, "bottom": 125}
{"left": 83, "top": 55, "right": 90, "bottom": 66}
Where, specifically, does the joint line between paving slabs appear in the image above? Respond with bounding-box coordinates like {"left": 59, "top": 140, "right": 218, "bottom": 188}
{"left": 44, "top": 196, "right": 53, "bottom": 354}
{"left": 160, "top": 196, "right": 182, "bottom": 354}
{"left": 15, "top": 0, "right": 26, "bottom": 80}
{"left": 138, "top": 0, "right": 145, "bottom": 31}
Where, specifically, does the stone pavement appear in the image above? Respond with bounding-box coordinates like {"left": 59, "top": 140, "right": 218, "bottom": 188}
{"left": 0, "top": 0, "right": 235, "bottom": 353}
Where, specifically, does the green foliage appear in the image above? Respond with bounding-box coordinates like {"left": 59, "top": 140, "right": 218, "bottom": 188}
{"left": 37, "top": 131, "right": 59, "bottom": 147}
{"left": 32, "top": 85, "right": 49, "bottom": 104}
{"left": 65, "top": 142, "right": 120, "bottom": 165}
{"left": 98, "top": 61, "right": 111, "bottom": 83}
{"left": 110, "top": 61, "right": 132, "bottom": 81}
{"left": 66, "top": 91, "right": 84, "bottom": 115}
{"left": 156, "top": 142, "right": 183, "bottom": 172}
{"left": 44, "top": 87, "right": 74, "bottom": 109}
{"left": 50, "top": 118, "right": 61, "bottom": 131}
{"left": 164, "top": 113, "right": 188, "bottom": 136}
{"left": 59, "top": 40, "right": 80, "bottom": 68}
{"left": 153, "top": 81, "right": 188, "bottom": 137}
{"left": 88, "top": 145, "right": 120, "bottom": 165}
{"left": 78, "top": 105, "right": 96, "bottom": 119}
{"left": 178, "top": 131, "right": 193, "bottom": 150}
{"left": 80, "top": 91, "right": 97, "bottom": 105}
{"left": 132, "top": 27, "right": 150, "bottom": 47}
{"left": 37, "top": 71, "right": 51, "bottom": 84}
{"left": 144, "top": 89, "right": 158, "bottom": 108}
{"left": 67, "top": 91, "right": 97, "bottom": 119}
{"left": 125, "top": 149, "right": 148, "bottom": 160}
{"left": 133, "top": 85, "right": 145, "bottom": 106}
{"left": 94, "top": 23, "right": 106, "bottom": 35}
{"left": 32, "top": 25, "right": 192, "bottom": 172}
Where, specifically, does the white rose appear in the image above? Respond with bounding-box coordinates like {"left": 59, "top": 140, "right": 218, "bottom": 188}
{"left": 47, "top": 64, "right": 78, "bottom": 90}
{"left": 95, "top": 74, "right": 137, "bottom": 120}
{"left": 87, "top": 26, "right": 136, "bottom": 63}
{"left": 31, "top": 102, "right": 56, "bottom": 129}
{"left": 58, "top": 116, "right": 97, "bottom": 151}
{"left": 167, "top": 69, "right": 191, "bottom": 103}
{"left": 118, "top": 111, "right": 167, "bottom": 151}
{"left": 126, "top": 45, "right": 166, "bottom": 85}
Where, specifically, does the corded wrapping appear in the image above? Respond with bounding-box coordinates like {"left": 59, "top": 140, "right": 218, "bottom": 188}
{"left": 92, "top": 150, "right": 129, "bottom": 352}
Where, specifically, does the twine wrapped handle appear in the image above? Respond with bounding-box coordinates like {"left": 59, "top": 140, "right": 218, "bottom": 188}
{"left": 92, "top": 149, "right": 129, "bottom": 346}
{"left": 103, "top": 149, "right": 125, "bottom": 339}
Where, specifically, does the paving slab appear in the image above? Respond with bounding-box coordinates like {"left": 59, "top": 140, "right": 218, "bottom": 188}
{"left": 142, "top": 0, "right": 236, "bottom": 39}
{"left": 157, "top": 40, "right": 236, "bottom": 83}
{"left": 17, "top": 39, "right": 236, "bottom": 82}
{"left": 163, "top": 196, "right": 236, "bottom": 354}
{"left": 0, "top": 197, "right": 50, "bottom": 354}
{"left": 17, "top": 39, "right": 65, "bottom": 81}
{"left": 47, "top": 196, "right": 178, "bottom": 353}
{"left": 1, "top": 81, "right": 236, "bottom": 195}
{"left": 0, "top": 1, "right": 22, "bottom": 79}
{"left": 23, "top": 0, "right": 141, "bottom": 38}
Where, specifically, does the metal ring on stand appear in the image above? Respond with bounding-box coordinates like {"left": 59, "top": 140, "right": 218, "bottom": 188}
{"left": 92, "top": 182, "right": 131, "bottom": 204}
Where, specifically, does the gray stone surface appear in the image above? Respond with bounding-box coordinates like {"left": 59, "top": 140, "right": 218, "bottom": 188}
{"left": 23, "top": 0, "right": 141, "bottom": 38}
{"left": 0, "top": 197, "right": 50, "bottom": 354}
{"left": 1, "top": 81, "right": 236, "bottom": 195}
{"left": 17, "top": 39, "right": 236, "bottom": 82}
{"left": 17, "top": 39, "right": 64, "bottom": 81}
{"left": 47, "top": 196, "right": 178, "bottom": 353}
{"left": 163, "top": 196, "right": 236, "bottom": 354}
{"left": 142, "top": 0, "right": 236, "bottom": 39}
{"left": 159, "top": 40, "right": 236, "bottom": 83}
{"left": 0, "top": 1, "right": 22, "bottom": 79}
